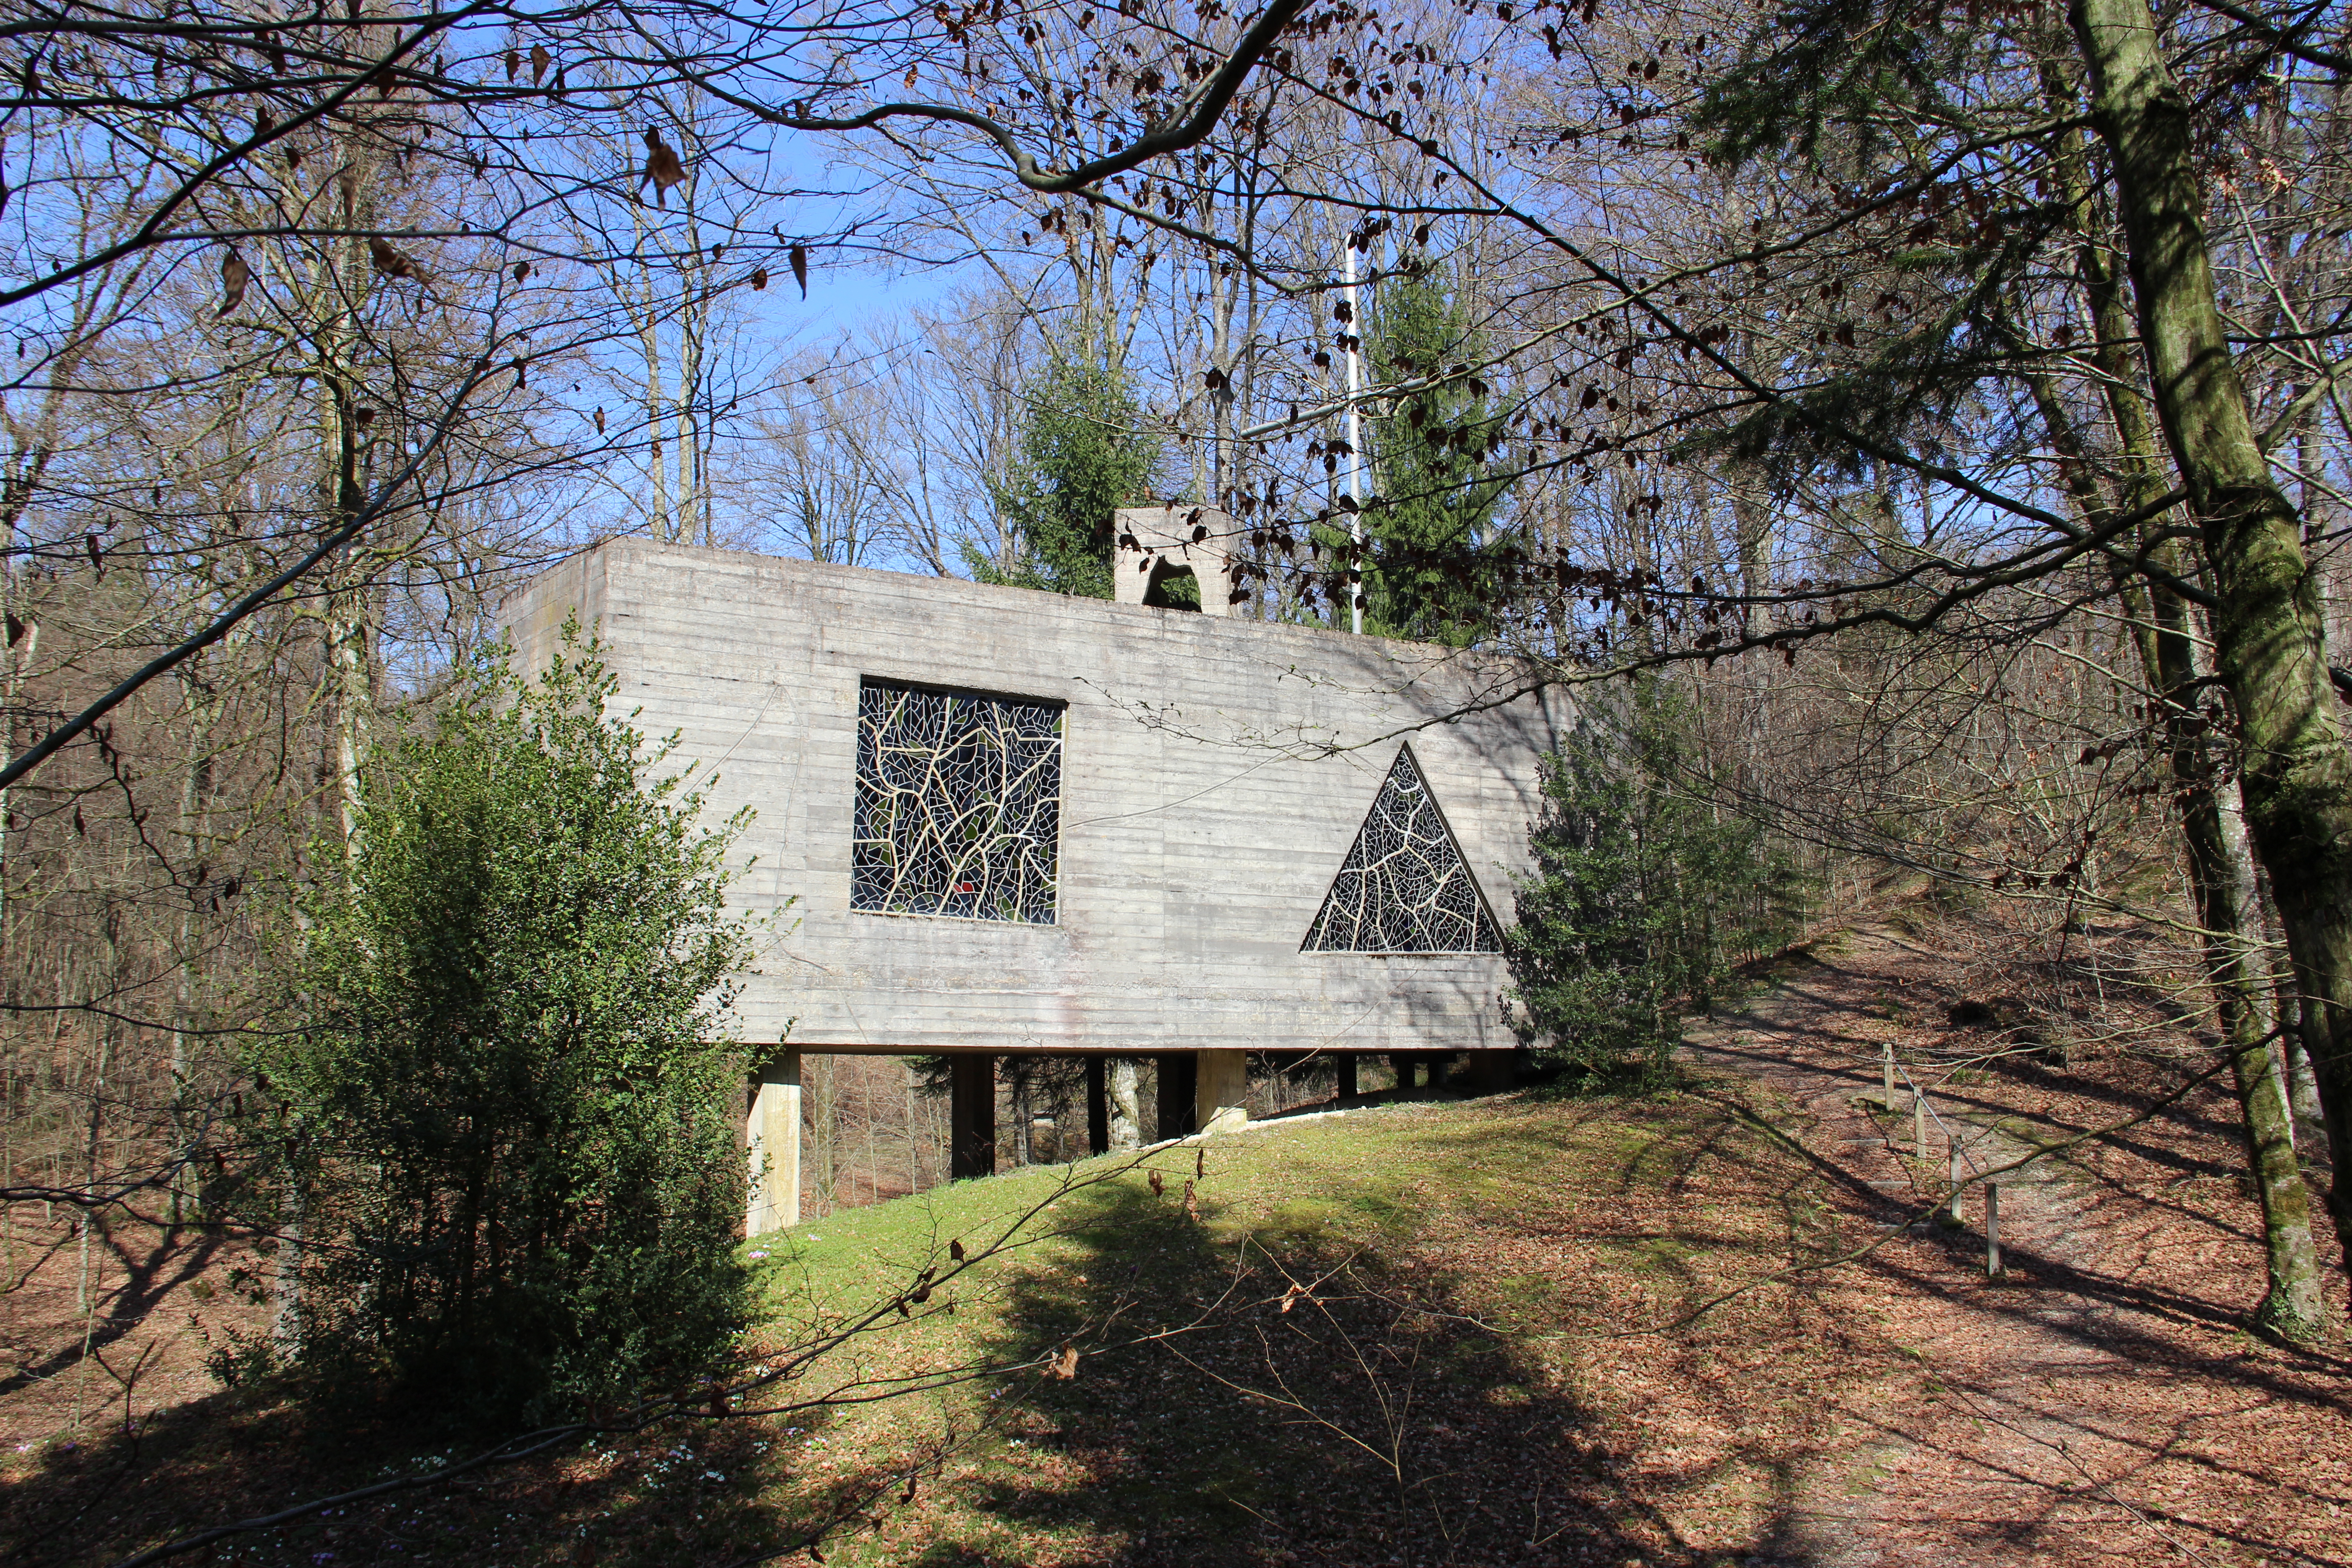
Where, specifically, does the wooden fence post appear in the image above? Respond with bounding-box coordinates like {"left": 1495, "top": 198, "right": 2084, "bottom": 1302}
{"left": 1882, "top": 1041, "right": 1896, "bottom": 1109}
{"left": 1913, "top": 1092, "right": 1928, "bottom": 1158}
{"left": 1986, "top": 1182, "right": 2004, "bottom": 1279}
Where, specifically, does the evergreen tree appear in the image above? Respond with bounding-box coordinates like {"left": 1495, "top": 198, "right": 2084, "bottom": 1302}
{"left": 1508, "top": 677, "right": 1801, "bottom": 1088}
{"left": 973, "top": 352, "right": 1161, "bottom": 600}
{"left": 246, "top": 628, "right": 755, "bottom": 1422}
{"left": 1358, "top": 263, "right": 1512, "bottom": 644}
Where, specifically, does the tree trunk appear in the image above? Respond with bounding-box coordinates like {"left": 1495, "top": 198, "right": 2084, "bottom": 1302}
{"left": 1107, "top": 1058, "right": 1142, "bottom": 1150}
{"left": 2075, "top": 0, "right": 2352, "bottom": 1313}
{"left": 2026, "top": 132, "right": 2335, "bottom": 1338}
{"left": 2150, "top": 578, "right": 2330, "bottom": 1338}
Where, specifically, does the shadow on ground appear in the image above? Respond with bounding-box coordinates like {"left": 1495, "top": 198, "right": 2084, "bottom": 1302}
{"left": 776, "top": 1099, "right": 1876, "bottom": 1568}
{"left": 0, "top": 1362, "right": 796, "bottom": 1568}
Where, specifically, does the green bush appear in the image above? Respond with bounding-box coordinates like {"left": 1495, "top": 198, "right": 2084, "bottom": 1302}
{"left": 249, "top": 630, "right": 755, "bottom": 1422}
{"left": 1507, "top": 676, "right": 1801, "bottom": 1088}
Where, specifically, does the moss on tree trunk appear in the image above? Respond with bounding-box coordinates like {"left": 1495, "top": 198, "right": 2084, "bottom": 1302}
{"left": 2074, "top": 0, "right": 2352, "bottom": 1323}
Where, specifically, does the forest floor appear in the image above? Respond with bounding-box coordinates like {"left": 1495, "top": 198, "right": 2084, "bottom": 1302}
{"left": 1680, "top": 913, "right": 2352, "bottom": 1567}
{"left": 2, "top": 903, "right": 2349, "bottom": 1567}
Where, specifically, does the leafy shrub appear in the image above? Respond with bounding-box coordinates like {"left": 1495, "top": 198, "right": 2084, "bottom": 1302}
{"left": 248, "top": 629, "right": 755, "bottom": 1422}
{"left": 1507, "top": 676, "right": 1802, "bottom": 1088}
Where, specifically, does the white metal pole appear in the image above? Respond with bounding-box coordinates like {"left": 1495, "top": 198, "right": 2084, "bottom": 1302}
{"left": 1343, "top": 241, "right": 1363, "bottom": 636}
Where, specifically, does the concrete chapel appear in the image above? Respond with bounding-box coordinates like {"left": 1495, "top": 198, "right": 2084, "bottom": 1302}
{"left": 500, "top": 523, "right": 1568, "bottom": 1235}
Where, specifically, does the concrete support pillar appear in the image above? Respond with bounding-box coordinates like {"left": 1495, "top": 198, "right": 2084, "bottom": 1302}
{"left": 951, "top": 1054, "right": 996, "bottom": 1179}
{"left": 1085, "top": 1057, "right": 1109, "bottom": 1156}
{"left": 1389, "top": 1054, "right": 1418, "bottom": 1091}
{"left": 1156, "top": 1053, "right": 1197, "bottom": 1141}
{"left": 747, "top": 1051, "right": 802, "bottom": 1237}
{"left": 1335, "top": 1053, "right": 1357, "bottom": 1100}
{"left": 1196, "top": 1049, "right": 1249, "bottom": 1133}
{"left": 1462, "top": 1051, "right": 1516, "bottom": 1095}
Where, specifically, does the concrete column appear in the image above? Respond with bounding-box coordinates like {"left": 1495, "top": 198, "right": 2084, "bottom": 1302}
{"left": 1462, "top": 1051, "right": 1516, "bottom": 1095}
{"left": 1335, "top": 1053, "right": 1357, "bottom": 1100}
{"left": 747, "top": 1051, "right": 802, "bottom": 1237}
{"left": 951, "top": 1054, "right": 996, "bottom": 1179}
{"left": 1156, "top": 1053, "right": 1197, "bottom": 1141}
{"left": 1196, "top": 1049, "right": 1249, "bottom": 1133}
{"left": 1085, "top": 1057, "right": 1109, "bottom": 1155}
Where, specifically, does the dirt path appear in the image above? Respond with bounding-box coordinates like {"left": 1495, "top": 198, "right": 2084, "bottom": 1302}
{"left": 1682, "top": 923, "right": 2352, "bottom": 1568}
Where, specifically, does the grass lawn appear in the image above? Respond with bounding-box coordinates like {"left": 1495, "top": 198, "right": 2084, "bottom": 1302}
{"left": 6, "top": 1081, "right": 1913, "bottom": 1568}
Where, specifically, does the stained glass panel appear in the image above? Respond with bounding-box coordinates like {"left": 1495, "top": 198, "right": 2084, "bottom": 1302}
{"left": 1302, "top": 745, "right": 1500, "bottom": 953}
{"left": 852, "top": 681, "right": 1062, "bottom": 923}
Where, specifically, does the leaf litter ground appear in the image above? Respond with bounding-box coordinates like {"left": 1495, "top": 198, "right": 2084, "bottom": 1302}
{"left": 4, "top": 905, "right": 2346, "bottom": 1567}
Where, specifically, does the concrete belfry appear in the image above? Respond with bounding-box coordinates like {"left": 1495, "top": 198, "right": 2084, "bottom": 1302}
{"left": 1113, "top": 504, "right": 1238, "bottom": 612}
{"left": 501, "top": 540, "right": 1568, "bottom": 1237}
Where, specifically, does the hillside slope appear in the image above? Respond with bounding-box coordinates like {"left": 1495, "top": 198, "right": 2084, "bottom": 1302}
{"left": 9, "top": 921, "right": 2348, "bottom": 1567}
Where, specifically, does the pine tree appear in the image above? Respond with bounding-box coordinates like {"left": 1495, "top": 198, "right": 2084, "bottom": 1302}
{"left": 974, "top": 353, "right": 1161, "bottom": 599}
{"left": 1359, "top": 263, "right": 1512, "bottom": 644}
{"left": 1509, "top": 677, "right": 1801, "bottom": 1088}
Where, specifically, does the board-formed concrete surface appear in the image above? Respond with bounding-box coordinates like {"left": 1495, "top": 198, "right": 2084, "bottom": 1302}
{"left": 501, "top": 540, "right": 1569, "bottom": 1059}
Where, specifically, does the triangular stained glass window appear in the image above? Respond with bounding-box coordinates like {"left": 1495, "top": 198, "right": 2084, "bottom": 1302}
{"left": 1302, "top": 745, "right": 1501, "bottom": 954}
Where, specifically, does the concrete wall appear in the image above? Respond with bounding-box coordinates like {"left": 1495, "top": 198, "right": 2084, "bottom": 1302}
{"left": 500, "top": 541, "right": 1568, "bottom": 1057}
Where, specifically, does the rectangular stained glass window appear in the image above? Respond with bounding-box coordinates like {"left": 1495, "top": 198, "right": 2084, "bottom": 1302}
{"left": 852, "top": 680, "right": 1063, "bottom": 923}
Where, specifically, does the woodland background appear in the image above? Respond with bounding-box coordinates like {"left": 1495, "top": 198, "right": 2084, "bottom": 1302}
{"left": 3, "top": 0, "right": 2351, "bottom": 1491}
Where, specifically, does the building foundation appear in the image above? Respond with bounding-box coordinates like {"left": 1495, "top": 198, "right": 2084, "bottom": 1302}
{"left": 747, "top": 1051, "right": 802, "bottom": 1237}
{"left": 1196, "top": 1048, "right": 1249, "bottom": 1133}
{"left": 951, "top": 1054, "right": 997, "bottom": 1178}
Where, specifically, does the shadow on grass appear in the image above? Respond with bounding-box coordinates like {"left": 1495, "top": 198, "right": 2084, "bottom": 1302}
{"left": 0, "top": 1368, "right": 800, "bottom": 1568}
{"left": 793, "top": 1122, "right": 1852, "bottom": 1568}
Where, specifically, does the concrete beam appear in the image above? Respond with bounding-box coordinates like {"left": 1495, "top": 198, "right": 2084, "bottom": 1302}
{"left": 1196, "top": 1048, "right": 1249, "bottom": 1133}
{"left": 747, "top": 1051, "right": 801, "bottom": 1237}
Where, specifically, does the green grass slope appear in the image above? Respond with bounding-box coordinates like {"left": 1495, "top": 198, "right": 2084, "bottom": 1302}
{"left": 733, "top": 1086, "right": 1888, "bottom": 1568}
{"left": 7, "top": 1083, "right": 1907, "bottom": 1568}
